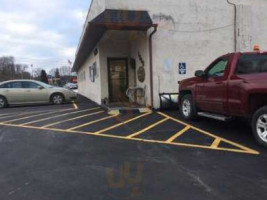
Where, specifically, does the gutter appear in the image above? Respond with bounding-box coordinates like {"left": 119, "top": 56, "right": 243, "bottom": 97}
{"left": 227, "top": 0, "right": 237, "bottom": 52}
{"left": 149, "top": 24, "right": 158, "bottom": 108}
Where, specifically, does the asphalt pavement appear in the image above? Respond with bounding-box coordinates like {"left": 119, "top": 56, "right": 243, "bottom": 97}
{"left": 0, "top": 96, "right": 266, "bottom": 200}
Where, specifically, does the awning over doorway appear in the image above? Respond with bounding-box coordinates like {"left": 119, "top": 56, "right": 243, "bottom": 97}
{"left": 72, "top": 9, "right": 155, "bottom": 72}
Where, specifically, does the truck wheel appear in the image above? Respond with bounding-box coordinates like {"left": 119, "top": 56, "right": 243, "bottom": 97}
{"left": 252, "top": 106, "right": 267, "bottom": 147}
{"left": 180, "top": 94, "right": 197, "bottom": 120}
{"left": 0, "top": 96, "right": 7, "bottom": 108}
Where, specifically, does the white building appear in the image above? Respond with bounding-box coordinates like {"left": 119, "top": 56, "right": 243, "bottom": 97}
{"left": 73, "top": 0, "right": 267, "bottom": 109}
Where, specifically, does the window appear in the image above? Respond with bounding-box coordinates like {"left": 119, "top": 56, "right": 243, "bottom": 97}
{"left": 236, "top": 54, "right": 267, "bottom": 74}
{"left": 207, "top": 58, "right": 229, "bottom": 77}
{"left": 0, "top": 83, "right": 11, "bottom": 88}
{"left": 11, "top": 82, "right": 23, "bottom": 88}
{"left": 89, "top": 62, "right": 96, "bottom": 82}
{"left": 22, "top": 81, "right": 40, "bottom": 89}
{"left": 1, "top": 82, "right": 23, "bottom": 88}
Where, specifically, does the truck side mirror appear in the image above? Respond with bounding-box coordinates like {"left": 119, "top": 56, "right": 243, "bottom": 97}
{"left": 195, "top": 70, "right": 206, "bottom": 78}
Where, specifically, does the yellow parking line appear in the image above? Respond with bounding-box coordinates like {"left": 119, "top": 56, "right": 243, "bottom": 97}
{"left": 67, "top": 115, "right": 119, "bottom": 131}
{"left": 0, "top": 122, "right": 259, "bottom": 155}
{"left": 0, "top": 110, "right": 49, "bottom": 120}
{"left": 2, "top": 108, "right": 74, "bottom": 123}
{"left": 21, "top": 107, "right": 100, "bottom": 125}
{"left": 158, "top": 112, "right": 259, "bottom": 155}
{"left": 42, "top": 110, "right": 104, "bottom": 128}
{"left": 72, "top": 102, "right": 78, "bottom": 109}
{"left": 126, "top": 118, "right": 169, "bottom": 139}
{"left": 211, "top": 138, "right": 221, "bottom": 148}
{"left": 95, "top": 112, "right": 152, "bottom": 134}
{"left": 166, "top": 126, "right": 191, "bottom": 143}
{"left": 0, "top": 113, "right": 15, "bottom": 118}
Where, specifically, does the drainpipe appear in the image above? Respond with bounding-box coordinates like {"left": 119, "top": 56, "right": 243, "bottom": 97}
{"left": 227, "top": 0, "right": 237, "bottom": 52}
{"left": 149, "top": 24, "right": 158, "bottom": 108}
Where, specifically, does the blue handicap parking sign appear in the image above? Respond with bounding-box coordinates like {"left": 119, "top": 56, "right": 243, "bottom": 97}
{"left": 179, "top": 63, "right": 186, "bottom": 74}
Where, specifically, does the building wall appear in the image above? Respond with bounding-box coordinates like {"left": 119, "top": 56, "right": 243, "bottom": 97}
{"left": 104, "top": 0, "right": 267, "bottom": 108}
{"left": 129, "top": 32, "right": 150, "bottom": 106}
{"left": 105, "top": 0, "right": 234, "bottom": 108}
{"left": 77, "top": 49, "right": 102, "bottom": 105}
{"left": 77, "top": 0, "right": 267, "bottom": 108}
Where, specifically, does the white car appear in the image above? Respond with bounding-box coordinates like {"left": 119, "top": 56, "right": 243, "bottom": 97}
{"left": 65, "top": 82, "right": 78, "bottom": 90}
{"left": 0, "top": 80, "right": 77, "bottom": 108}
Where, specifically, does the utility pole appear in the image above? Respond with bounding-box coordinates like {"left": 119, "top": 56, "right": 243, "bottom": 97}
{"left": 31, "top": 64, "right": 33, "bottom": 79}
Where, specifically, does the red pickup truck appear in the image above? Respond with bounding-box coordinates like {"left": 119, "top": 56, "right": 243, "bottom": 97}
{"left": 179, "top": 52, "right": 267, "bottom": 147}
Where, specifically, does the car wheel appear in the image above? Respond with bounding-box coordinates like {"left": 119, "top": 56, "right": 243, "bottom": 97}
{"left": 51, "top": 94, "right": 64, "bottom": 105}
{"left": 252, "top": 106, "right": 267, "bottom": 147}
{"left": 180, "top": 94, "right": 197, "bottom": 120}
{"left": 0, "top": 96, "right": 7, "bottom": 108}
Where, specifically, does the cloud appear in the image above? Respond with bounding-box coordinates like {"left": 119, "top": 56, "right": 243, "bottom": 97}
{"left": 0, "top": 0, "right": 91, "bottom": 71}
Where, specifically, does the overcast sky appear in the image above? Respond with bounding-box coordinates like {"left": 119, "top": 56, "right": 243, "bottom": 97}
{"left": 0, "top": 0, "right": 91, "bottom": 72}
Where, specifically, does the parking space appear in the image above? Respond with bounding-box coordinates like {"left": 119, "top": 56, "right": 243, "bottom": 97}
{"left": 1, "top": 98, "right": 267, "bottom": 200}
{"left": 0, "top": 100, "right": 259, "bottom": 155}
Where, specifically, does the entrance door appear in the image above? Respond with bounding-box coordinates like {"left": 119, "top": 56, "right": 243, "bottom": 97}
{"left": 108, "top": 58, "right": 129, "bottom": 102}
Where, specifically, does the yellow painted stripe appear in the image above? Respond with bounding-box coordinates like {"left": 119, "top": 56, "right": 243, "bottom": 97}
{"left": 0, "top": 122, "right": 259, "bottom": 155}
{"left": 166, "top": 126, "right": 191, "bottom": 143}
{"left": 211, "top": 138, "right": 221, "bottom": 148}
{"left": 21, "top": 107, "right": 100, "bottom": 125}
{"left": 1, "top": 108, "right": 74, "bottom": 123}
{"left": 126, "top": 118, "right": 169, "bottom": 139}
{"left": 0, "top": 110, "right": 52, "bottom": 120}
{"left": 67, "top": 114, "right": 119, "bottom": 131}
{"left": 95, "top": 112, "right": 152, "bottom": 134}
{"left": 42, "top": 110, "right": 104, "bottom": 128}
{"left": 72, "top": 102, "right": 78, "bottom": 109}
{"left": 157, "top": 112, "right": 259, "bottom": 155}
{"left": 108, "top": 110, "right": 120, "bottom": 115}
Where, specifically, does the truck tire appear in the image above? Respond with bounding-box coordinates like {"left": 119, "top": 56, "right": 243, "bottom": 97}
{"left": 180, "top": 94, "right": 197, "bottom": 120}
{"left": 0, "top": 96, "right": 8, "bottom": 108}
{"left": 252, "top": 106, "right": 267, "bottom": 147}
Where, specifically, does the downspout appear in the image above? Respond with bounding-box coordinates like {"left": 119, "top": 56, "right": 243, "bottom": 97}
{"left": 149, "top": 24, "right": 158, "bottom": 108}
{"left": 227, "top": 0, "right": 237, "bottom": 52}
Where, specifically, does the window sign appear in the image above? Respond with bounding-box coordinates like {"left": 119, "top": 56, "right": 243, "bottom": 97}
{"left": 179, "top": 62, "right": 186, "bottom": 75}
{"left": 89, "top": 62, "right": 97, "bottom": 82}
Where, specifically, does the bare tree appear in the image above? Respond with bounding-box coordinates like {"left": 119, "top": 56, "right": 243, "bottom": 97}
{"left": 49, "top": 68, "right": 56, "bottom": 77}
{"left": 59, "top": 66, "right": 72, "bottom": 76}
{"left": 33, "top": 68, "right": 43, "bottom": 79}
{"left": 0, "top": 56, "right": 16, "bottom": 81}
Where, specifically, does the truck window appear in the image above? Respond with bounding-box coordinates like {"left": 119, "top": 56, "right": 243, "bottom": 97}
{"left": 207, "top": 58, "right": 229, "bottom": 77}
{"left": 236, "top": 54, "right": 267, "bottom": 74}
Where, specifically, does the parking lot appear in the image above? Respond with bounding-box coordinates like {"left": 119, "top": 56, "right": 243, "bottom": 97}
{"left": 0, "top": 97, "right": 267, "bottom": 200}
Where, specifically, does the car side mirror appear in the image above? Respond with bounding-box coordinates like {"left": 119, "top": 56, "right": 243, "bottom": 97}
{"left": 38, "top": 86, "right": 44, "bottom": 90}
{"left": 195, "top": 70, "right": 206, "bottom": 78}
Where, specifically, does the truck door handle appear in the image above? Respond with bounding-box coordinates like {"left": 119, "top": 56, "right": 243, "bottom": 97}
{"left": 216, "top": 82, "right": 223, "bottom": 85}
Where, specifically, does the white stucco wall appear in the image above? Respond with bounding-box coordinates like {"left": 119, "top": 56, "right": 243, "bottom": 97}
{"left": 76, "top": 0, "right": 267, "bottom": 108}
{"left": 77, "top": 49, "right": 101, "bottom": 105}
